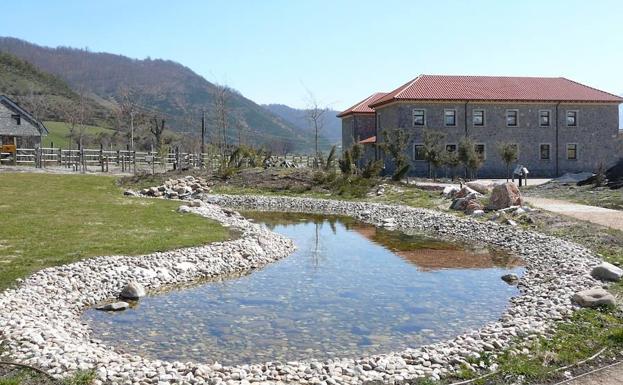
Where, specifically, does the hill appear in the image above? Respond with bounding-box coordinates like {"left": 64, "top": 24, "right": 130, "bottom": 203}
{"left": 263, "top": 104, "right": 342, "bottom": 147}
{"left": 0, "top": 37, "right": 321, "bottom": 153}
{"left": 42, "top": 121, "right": 117, "bottom": 148}
{"left": 0, "top": 52, "right": 113, "bottom": 125}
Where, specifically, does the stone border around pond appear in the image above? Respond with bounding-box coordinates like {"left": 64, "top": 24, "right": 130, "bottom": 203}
{"left": 0, "top": 194, "right": 603, "bottom": 385}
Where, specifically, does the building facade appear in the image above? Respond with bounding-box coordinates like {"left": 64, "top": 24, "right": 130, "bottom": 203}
{"left": 338, "top": 76, "right": 623, "bottom": 178}
{"left": 0, "top": 95, "right": 48, "bottom": 150}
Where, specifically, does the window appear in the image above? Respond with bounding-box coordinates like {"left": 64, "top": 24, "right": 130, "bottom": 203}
{"left": 412, "top": 109, "right": 426, "bottom": 126}
{"left": 473, "top": 109, "right": 485, "bottom": 126}
{"left": 475, "top": 144, "right": 486, "bottom": 160}
{"left": 540, "top": 144, "right": 551, "bottom": 160}
{"left": 539, "top": 110, "right": 551, "bottom": 127}
{"left": 376, "top": 113, "right": 381, "bottom": 130}
{"left": 11, "top": 114, "right": 21, "bottom": 125}
{"left": 446, "top": 144, "right": 457, "bottom": 152}
{"left": 414, "top": 144, "right": 426, "bottom": 161}
{"left": 444, "top": 109, "right": 456, "bottom": 126}
{"left": 506, "top": 110, "right": 518, "bottom": 127}
{"left": 567, "top": 144, "right": 578, "bottom": 160}
{"left": 566, "top": 110, "right": 578, "bottom": 126}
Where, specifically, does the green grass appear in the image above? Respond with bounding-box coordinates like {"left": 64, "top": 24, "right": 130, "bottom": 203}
{"left": 0, "top": 368, "right": 94, "bottom": 385}
{"left": 0, "top": 173, "right": 230, "bottom": 290}
{"left": 41, "top": 121, "right": 117, "bottom": 149}
{"left": 490, "top": 308, "right": 623, "bottom": 383}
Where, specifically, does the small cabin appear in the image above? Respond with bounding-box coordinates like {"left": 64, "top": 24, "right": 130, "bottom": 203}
{"left": 0, "top": 95, "right": 48, "bottom": 152}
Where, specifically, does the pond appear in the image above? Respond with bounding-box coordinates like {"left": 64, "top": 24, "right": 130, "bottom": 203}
{"left": 84, "top": 212, "right": 523, "bottom": 365}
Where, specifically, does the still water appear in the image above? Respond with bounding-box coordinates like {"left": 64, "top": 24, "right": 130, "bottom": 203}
{"left": 84, "top": 212, "right": 523, "bottom": 365}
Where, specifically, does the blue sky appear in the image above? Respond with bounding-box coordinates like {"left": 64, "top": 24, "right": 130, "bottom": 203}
{"left": 1, "top": 0, "right": 623, "bottom": 110}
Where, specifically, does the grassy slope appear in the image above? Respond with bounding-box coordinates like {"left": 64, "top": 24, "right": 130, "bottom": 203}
{"left": 41, "top": 121, "right": 117, "bottom": 148}
{"left": 0, "top": 173, "right": 230, "bottom": 290}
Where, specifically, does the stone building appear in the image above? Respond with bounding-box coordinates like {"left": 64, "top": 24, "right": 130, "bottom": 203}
{"left": 338, "top": 75, "right": 623, "bottom": 177}
{"left": 0, "top": 95, "right": 48, "bottom": 150}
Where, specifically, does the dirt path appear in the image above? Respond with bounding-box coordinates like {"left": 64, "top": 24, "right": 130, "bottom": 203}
{"left": 524, "top": 197, "right": 623, "bottom": 231}
{"left": 554, "top": 361, "right": 623, "bottom": 385}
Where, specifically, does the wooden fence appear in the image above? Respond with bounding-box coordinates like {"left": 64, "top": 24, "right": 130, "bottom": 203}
{"left": 0, "top": 147, "right": 319, "bottom": 173}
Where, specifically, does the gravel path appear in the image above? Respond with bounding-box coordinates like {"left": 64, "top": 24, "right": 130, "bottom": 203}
{"left": 524, "top": 197, "right": 623, "bottom": 231}
{"left": 559, "top": 361, "right": 623, "bottom": 385}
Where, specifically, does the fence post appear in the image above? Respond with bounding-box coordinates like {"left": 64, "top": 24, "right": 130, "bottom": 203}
{"left": 133, "top": 150, "right": 137, "bottom": 174}
{"left": 174, "top": 147, "right": 180, "bottom": 171}
{"left": 100, "top": 144, "right": 104, "bottom": 172}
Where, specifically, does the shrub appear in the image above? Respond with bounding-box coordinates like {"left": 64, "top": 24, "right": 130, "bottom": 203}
{"left": 498, "top": 142, "right": 519, "bottom": 181}
{"left": 458, "top": 137, "right": 482, "bottom": 179}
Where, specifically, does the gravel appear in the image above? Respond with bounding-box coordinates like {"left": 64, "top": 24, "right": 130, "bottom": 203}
{"left": 0, "top": 193, "right": 607, "bottom": 385}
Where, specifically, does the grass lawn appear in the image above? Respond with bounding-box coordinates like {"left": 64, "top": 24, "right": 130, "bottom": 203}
{"left": 0, "top": 173, "right": 230, "bottom": 290}
{"left": 41, "top": 121, "right": 117, "bottom": 149}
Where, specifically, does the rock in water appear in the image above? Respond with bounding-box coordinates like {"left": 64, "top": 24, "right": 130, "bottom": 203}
{"left": 488, "top": 182, "right": 523, "bottom": 210}
{"left": 96, "top": 302, "right": 129, "bottom": 311}
{"left": 573, "top": 288, "right": 616, "bottom": 308}
{"left": 590, "top": 262, "right": 623, "bottom": 282}
{"left": 120, "top": 282, "right": 146, "bottom": 300}
{"left": 501, "top": 274, "right": 519, "bottom": 284}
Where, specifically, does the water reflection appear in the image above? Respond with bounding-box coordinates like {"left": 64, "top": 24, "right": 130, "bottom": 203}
{"left": 84, "top": 212, "right": 523, "bottom": 366}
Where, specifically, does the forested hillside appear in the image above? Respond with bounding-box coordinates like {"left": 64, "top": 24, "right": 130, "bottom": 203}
{"left": 0, "top": 37, "right": 323, "bottom": 153}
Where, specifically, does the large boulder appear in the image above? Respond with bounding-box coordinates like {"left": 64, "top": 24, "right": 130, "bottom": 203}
{"left": 488, "top": 182, "right": 523, "bottom": 210}
{"left": 465, "top": 181, "right": 492, "bottom": 195}
{"left": 454, "top": 186, "right": 481, "bottom": 199}
{"left": 450, "top": 197, "right": 469, "bottom": 211}
{"left": 591, "top": 262, "right": 623, "bottom": 282}
{"left": 573, "top": 288, "right": 616, "bottom": 308}
{"left": 442, "top": 185, "right": 460, "bottom": 198}
{"left": 120, "top": 281, "right": 146, "bottom": 300}
{"left": 465, "top": 200, "right": 484, "bottom": 214}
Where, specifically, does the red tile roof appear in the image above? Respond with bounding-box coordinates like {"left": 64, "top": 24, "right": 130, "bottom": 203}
{"left": 370, "top": 75, "right": 623, "bottom": 107}
{"left": 337, "top": 92, "right": 387, "bottom": 117}
{"left": 358, "top": 136, "right": 376, "bottom": 144}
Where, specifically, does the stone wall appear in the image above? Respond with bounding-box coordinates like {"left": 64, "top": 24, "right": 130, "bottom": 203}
{"left": 341, "top": 114, "right": 377, "bottom": 152}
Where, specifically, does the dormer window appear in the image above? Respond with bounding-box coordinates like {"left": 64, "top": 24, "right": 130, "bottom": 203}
{"left": 11, "top": 114, "right": 21, "bottom": 125}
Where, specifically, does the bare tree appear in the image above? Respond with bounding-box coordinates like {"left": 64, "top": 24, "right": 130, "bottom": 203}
{"left": 150, "top": 116, "right": 166, "bottom": 154}
{"left": 118, "top": 87, "right": 138, "bottom": 150}
{"left": 212, "top": 84, "right": 231, "bottom": 158}
{"left": 23, "top": 86, "right": 48, "bottom": 122}
{"left": 234, "top": 115, "right": 249, "bottom": 147}
{"left": 305, "top": 90, "right": 327, "bottom": 165}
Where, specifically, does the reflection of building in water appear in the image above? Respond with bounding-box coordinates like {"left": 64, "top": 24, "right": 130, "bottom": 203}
{"left": 351, "top": 225, "right": 523, "bottom": 271}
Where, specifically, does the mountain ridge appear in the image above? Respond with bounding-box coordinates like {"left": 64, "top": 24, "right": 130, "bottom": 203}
{"left": 263, "top": 103, "right": 342, "bottom": 147}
